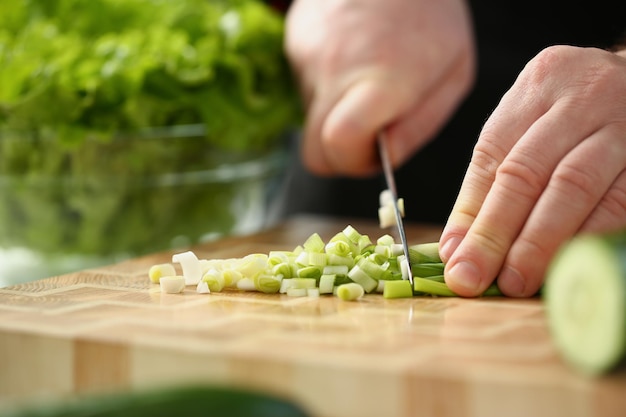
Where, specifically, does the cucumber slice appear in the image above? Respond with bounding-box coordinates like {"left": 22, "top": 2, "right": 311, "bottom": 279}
{"left": 545, "top": 232, "right": 626, "bottom": 375}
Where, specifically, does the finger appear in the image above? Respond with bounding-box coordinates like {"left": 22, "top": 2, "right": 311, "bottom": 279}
{"left": 439, "top": 85, "right": 550, "bottom": 262}
{"left": 321, "top": 75, "right": 410, "bottom": 176}
{"left": 498, "top": 123, "right": 626, "bottom": 297}
{"left": 580, "top": 167, "right": 626, "bottom": 233}
{"left": 443, "top": 102, "right": 600, "bottom": 297}
{"left": 300, "top": 89, "right": 336, "bottom": 176}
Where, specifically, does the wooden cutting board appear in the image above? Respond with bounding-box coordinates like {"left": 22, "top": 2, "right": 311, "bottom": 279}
{"left": 0, "top": 215, "right": 624, "bottom": 417}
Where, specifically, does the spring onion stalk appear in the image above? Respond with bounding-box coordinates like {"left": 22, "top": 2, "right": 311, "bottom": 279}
{"left": 325, "top": 240, "right": 352, "bottom": 257}
{"left": 307, "top": 252, "right": 328, "bottom": 267}
{"left": 323, "top": 265, "right": 349, "bottom": 276}
{"left": 255, "top": 274, "right": 281, "bottom": 294}
{"left": 149, "top": 263, "right": 177, "bottom": 284}
{"left": 272, "top": 262, "right": 295, "bottom": 279}
{"left": 482, "top": 284, "right": 504, "bottom": 297}
{"left": 342, "top": 225, "right": 362, "bottom": 243}
{"left": 412, "top": 263, "right": 445, "bottom": 278}
{"left": 413, "top": 277, "right": 458, "bottom": 297}
{"left": 159, "top": 276, "right": 186, "bottom": 294}
{"left": 196, "top": 281, "right": 210, "bottom": 294}
{"left": 307, "top": 288, "right": 320, "bottom": 298}
{"left": 172, "top": 251, "right": 202, "bottom": 286}
{"left": 383, "top": 280, "right": 414, "bottom": 299}
{"left": 303, "top": 233, "right": 326, "bottom": 253}
{"left": 418, "top": 274, "right": 445, "bottom": 283}
{"left": 347, "top": 265, "right": 378, "bottom": 293}
{"left": 337, "top": 283, "right": 365, "bottom": 301}
{"left": 203, "top": 269, "right": 225, "bottom": 292}
{"left": 287, "top": 288, "right": 308, "bottom": 297}
{"left": 408, "top": 242, "right": 441, "bottom": 264}
{"left": 319, "top": 274, "right": 336, "bottom": 294}
{"left": 297, "top": 266, "right": 322, "bottom": 279}
{"left": 327, "top": 254, "right": 355, "bottom": 268}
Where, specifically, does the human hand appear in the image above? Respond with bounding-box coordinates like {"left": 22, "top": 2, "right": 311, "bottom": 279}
{"left": 440, "top": 45, "right": 626, "bottom": 298}
{"left": 284, "top": 0, "right": 475, "bottom": 176}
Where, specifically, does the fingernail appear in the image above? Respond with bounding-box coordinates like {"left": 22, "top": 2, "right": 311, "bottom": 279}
{"left": 439, "top": 236, "right": 462, "bottom": 262}
{"left": 498, "top": 266, "right": 526, "bottom": 297}
{"left": 446, "top": 260, "right": 482, "bottom": 293}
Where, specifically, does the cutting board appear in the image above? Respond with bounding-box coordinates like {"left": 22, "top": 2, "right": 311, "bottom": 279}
{"left": 1, "top": 215, "right": 625, "bottom": 417}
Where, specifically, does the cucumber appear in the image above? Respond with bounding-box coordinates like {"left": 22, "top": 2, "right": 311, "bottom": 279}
{"left": 3, "top": 385, "right": 310, "bottom": 417}
{"left": 545, "top": 231, "right": 626, "bottom": 375}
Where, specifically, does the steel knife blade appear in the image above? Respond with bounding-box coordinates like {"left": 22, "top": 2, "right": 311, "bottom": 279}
{"left": 377, "top": 131, "right": 413, "bottom": 285}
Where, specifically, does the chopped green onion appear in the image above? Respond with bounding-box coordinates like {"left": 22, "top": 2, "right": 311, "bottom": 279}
{"left": 160, "top": 276, "right": 186, "bottom": 294}
{"left": 287, "top": 288, "right": 308, "bottom": 297}
{"left": 337, "top": 283, "right": 364, "bottom": 301}
{"left": 319, "top": 274, "right": 336, "bottom": 294}
{"left": 255, "top": 274, "right": 281, "bottom": 294}
{"left": 303, "top": 233, "right": 326, "bottom": 252}
{"left": 413, "top": 277, "right": 457, "bottom": 297}
{"left": 202, "top": 269, "right": 225, "bottom": 292}
{"left": 325, "top": 240, "right": 352, "bottom": 257}
{"left": 409, "top": 242, "right": 441, "bottom": 264}
{"left": 342, "top": 225, "right": 362, "bottom": 243}
{"left": 412, "top": 262, "right": 445, "bottom": 278}
{"left": 148, "top": 263, "right": 176, "bottom": 284}
{"left": 172, "top": 251, "right": 202, "bottom": 286}
{"left": 383, "top": 280, "right": 413, "bottom": 299}
{"left": 347, "top": 264, "right": 379, "bottom": 293}
{"left": 297, "top": 266, "right": 322, "bottom": 279}
{"left": 236, "top": 277, "right": 256, "bottom": 291}
{"left": 307, "top": 288, "right": 320, "bottom": 298}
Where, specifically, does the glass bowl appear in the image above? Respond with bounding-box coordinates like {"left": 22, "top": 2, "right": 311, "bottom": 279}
{"left": 0, "top": 125, "right": 291, "bottom": 287}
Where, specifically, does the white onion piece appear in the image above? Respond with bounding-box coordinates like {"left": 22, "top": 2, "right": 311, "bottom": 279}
{"left": 172, "top": 250, "right": 202, "bottom": 285}
{"left": 160, "top": 276, "right": 186, "bottom": 294}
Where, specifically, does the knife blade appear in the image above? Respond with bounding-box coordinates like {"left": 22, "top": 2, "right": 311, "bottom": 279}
{"left": 377, "top": 131, "right": 413, "bottom": 285}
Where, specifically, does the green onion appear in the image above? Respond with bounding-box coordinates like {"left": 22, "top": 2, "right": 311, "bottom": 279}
{"left": 202, "top": 269, "right": 225, "bottom": 292}
{"left": 287, "top": 288, "right": 308, "bottom": 297}
{"left": 337, "top": 283, "right": 364, "bottom": 301}
{"left": 319, "top": 274, "right": 336, "bottom": 294}
{"left": 303, "top": 233, "right": 326, "bottom": 253}
{"left": 408, "top": 242, "right": 441, "bottom": 264}
{"left": 413, "top": 277, "right": 457, "bottom": 297}
{"left": 255, "top": 274, "right": 281, "bottom": 294}
{"left": 383, "top": 280, "right": 413, "bottom": 299}
{"left": 347, "top": 265, "right": 378, "bottom": 293}
{"left": 412, "top": 262, "right": 445, "bottom": 278}
{"left": 297, "top": 266, "right": 322, "bottom": 279}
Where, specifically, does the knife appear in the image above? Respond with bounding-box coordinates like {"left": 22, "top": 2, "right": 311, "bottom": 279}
{"left": 377, "top": 131, "right": 414, "bottom": 285}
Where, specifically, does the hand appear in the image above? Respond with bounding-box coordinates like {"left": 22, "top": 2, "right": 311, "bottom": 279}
{"left": 284, "top": 0, "right": 476, "bottom": 176}
{"left": 440, "top": 45, "right": 626, "bottom": 297}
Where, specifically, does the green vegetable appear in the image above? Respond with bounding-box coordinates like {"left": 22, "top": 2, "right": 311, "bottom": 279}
{"left": 337, "top": 282, "right": 365, "bottom": 301}
{"left": 545, "top": 231, "right": 626, "bottom": 375}
{"left": 383, "top": 279, "right": 413, "bottom": 299}
{"left": 0, "top": 0, "right": 302, "bottom": 276}
{"left": 2, "top": 385, "right": 310, "bottom": 417}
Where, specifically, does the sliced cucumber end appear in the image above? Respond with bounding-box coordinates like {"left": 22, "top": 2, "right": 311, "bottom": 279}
{"left": 545, "top": 235, "right": 626, "bottom": 375}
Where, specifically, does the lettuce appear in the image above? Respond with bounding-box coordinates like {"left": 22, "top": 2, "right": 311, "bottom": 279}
{"left": 0, "top": 0, "right": 302, "bottom": 273}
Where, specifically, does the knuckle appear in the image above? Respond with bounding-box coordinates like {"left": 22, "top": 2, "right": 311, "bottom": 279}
{"left": 551, "top": 162, "right": 601, "bottom": 205}
{"left": 495, "top": 156, "right": 547, "bottom": 200}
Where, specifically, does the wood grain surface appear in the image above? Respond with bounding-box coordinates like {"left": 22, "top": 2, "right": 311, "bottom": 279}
{"left": 0, "top": 215, "right": 625, "bottom": 417}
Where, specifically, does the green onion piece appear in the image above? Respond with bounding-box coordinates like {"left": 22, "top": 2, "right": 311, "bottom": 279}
{"left": 337, "top": 283, "right": 365, "bottom": 301}
{"left": 287, "top": 288, "right": 308, "bottom": 297}
{"left": 342, "top": 225, "right": 362, "bottom": 243}
{"left": 383, "top": 280, "right": 414, "bottom": 299}
{"left": 307, "top": 251, "right": 328, "bottom": 267}
{"left": 481, "top": 284, "right": 504, "bottom": 297}
{"left": 357, "top": 235, "right": 374, "bottom": 254}
{"left": 376, "top": 234, "right": 395, "bottom": 246}
{"left": 272, "top": 262, "right": 295, "bottom": 279}
{"left": 417, "top": 274, "right": 445, "bottom": 283}
{"left": 374, "top": 245, "right": 392, "bottom": 258}
{"left": 356, "top": 258, "right": 391, "bottom": 281}
{"left": 290, "top": 278, "right": 317, "bottom": 289}
{"left": 412, "top": 262, "right": 445, "bottom": 278}
{"left": 303, "top": 232, "right": 326, "bottom": 252}
{"left": 237, "top": 254, "right": 269, "bottom": 279}
{"left": 376, "top": 279, "right": 386, "bottom": 293}
{"left": 347, "top": 265, "right": 379, "bottom": 293}
{"left": 307, "top": 288, "right": 320, "bottom": 298}
{"left": 268, "top": 251, "right": 293, "bottom": 266}
{"left": 237, "top": 277, "right": 256, "bottom": 291}
{"left": 280, "top": 278, "right": 294, "bottom": 294}
{"left": 319, "top": 274, "right": 336, "bottom": 294}
{"left": 323, "top": 265, "right": 349, "bottom": 276}
{"left": 327, "top": 254, "right": 354, "bottom": 268}
{"left": 408, "top": 242, "right": 441, "bottom": 264}
{"left": 325, "top": 240, "right": 352, "bottom": 257}
{"left": 367, "top": 252, "right": 388, "bottom": 266}
{"left": 297, "top": 266, "right": 322, "bottom": 279}
{"left": 255, "top": 275, "right": 281, "bottom": 294}
{"left": 413, "top": 277, "right": 458, "bottom": 297}
{"left": 148, "top": 263, "right": 177, "bottom": 284}
{"left": 222, "top": 269, "right": 243, "bottom": 287}
{"left": 202, "top": 269, "right": 225, "bottom": 292}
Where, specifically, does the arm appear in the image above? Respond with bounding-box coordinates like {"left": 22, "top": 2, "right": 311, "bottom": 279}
{"left": 284, "top": 0, "right": 476, "bottom": 176}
